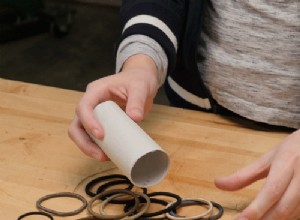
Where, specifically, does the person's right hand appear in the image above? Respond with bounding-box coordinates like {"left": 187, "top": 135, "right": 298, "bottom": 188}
{"left": 68, "top": 54, "right": 160, "bottom": 161}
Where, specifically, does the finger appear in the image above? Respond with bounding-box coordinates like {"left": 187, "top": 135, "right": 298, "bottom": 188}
{"left": 76, "top": 85, "right": 110, "bottom": 139}
{"left": 237, "top": 153, "right": 295, "bottom": 220}
{"left": 215, "top": 148, "right": 276, "bottom": 191}
{"left": 262, "top": 159, "right": 300, "bottom": 220}
{"left": 125, "top": 82, "right": 149, "bottom": 122}
{"left": 68, "top": 116, "right": 109, "bottom": 161}
{"left": 78, "top": 77, "right": 130, "bottom": 139}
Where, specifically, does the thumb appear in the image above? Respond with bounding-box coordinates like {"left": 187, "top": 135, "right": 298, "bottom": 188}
{"left": 215, "top": 149, "right": 275, "bottom": 191}
{"left": 125, "top": 84, "right": 149, "bottom": 122}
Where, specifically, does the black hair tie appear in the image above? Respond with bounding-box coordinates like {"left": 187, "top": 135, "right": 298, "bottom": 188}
{"left": 143, "top": 192, "right": 182, "bottom": 217}
{"left": 208, "top": 201, "right": 224, "bottom": 220}
{"left": 96, "top": 179, "right": 147, "bottom": 204}
{"left": 125, "top": 198, "right": 170, "bottom": 220}
{"left": 85, "top": 174, "right": 131, "bottom": 197}
{"left": 124, "top": 191, "right": 182, "bottom": 218}
{"left": 17, "top": 211, "right": 54, "bottom": 220}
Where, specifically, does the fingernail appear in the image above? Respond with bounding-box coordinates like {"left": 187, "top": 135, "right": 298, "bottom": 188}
{"left": 92, "top": 128, "right": 101, "bottom": 139}
{"left": 95, "top": 154, "right": 108, "bottom": 162}
{"left": 131, "top": 110, "right": 143, "bottom": 122}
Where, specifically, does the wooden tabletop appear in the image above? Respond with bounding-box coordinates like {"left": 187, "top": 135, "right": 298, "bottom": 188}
{"left": 0, "top": 78, "right": 289, "bottom": 219}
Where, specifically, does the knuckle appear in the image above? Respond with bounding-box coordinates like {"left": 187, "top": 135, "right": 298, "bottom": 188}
{"left": 273, "top": 205, "right": 290, "bottom": 219}
{"left": 86, "top": 78, "right": 107, "bottom": 92}
{"left": 81, "top": 148, "right": 91, "bottom": 157}
{"left": 265, "top": 182, "right": 282, "bottom": 200}
{"left": 86, "top": 81, "right": 94, "bottom": 91}
{"left": 81, "top": 146, "right": 95, "bottom": 158}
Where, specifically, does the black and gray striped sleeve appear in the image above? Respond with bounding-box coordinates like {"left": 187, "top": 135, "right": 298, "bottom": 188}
{"left": 116, "top": 0, "right": 186, "bottom": 86}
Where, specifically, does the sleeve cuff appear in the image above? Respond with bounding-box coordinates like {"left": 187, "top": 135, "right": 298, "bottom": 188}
{"left": 116, "top": 34, "right": 168, "bottom": 87}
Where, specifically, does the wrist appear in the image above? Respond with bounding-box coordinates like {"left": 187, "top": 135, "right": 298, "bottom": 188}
{"left": 123, "top": 54, "right": 159, "bottom": 80}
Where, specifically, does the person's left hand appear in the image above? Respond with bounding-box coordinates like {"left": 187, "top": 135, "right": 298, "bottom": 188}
{"left": 215, "top": 129, "right": 300, "bottom": 220}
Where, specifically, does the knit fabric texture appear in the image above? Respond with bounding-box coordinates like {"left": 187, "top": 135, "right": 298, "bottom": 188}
{"left": 198, "top": 0, "right": 300, "bottom": 128}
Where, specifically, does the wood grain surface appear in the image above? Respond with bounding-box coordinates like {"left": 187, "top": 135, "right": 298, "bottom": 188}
{"left": 0, "top": 78, "right": 289, "bottom": 219}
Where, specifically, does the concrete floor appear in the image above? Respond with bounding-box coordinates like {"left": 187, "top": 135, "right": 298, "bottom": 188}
{"left": 0, "top": 1, "right": 169, "bottom": 105}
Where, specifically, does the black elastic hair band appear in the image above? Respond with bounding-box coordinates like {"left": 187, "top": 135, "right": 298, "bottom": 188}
{"left": 18, "top": 211, "right": 54, "bottom": 220}
{"left": 208, "top": 201, "right": 224, "bottom": 220}
{"left": 96, "top": 179, "right": 147, "bottom": 204}
{"left": 125, "top": 198, "right": 169, "bottom": 220}
{"left": 85, "top": 174, "right": 131, "bottom": 197}
{"left": 143, "top": 192, "right": 182, "bottom": 217}
{"left": 96, "top": 180, "right": 133, "bottom": 201}
{"left": 125, "top": 191, "right": 181, "bottom": 218}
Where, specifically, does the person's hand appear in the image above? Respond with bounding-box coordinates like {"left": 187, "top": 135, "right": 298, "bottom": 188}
{"left": 215, "top": 129, "right": 300, "bottom": 220}
{"left": 68, "top": 54, "right": 159, "bottom": 161}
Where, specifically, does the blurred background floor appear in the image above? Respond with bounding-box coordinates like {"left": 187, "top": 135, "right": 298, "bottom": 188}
{"left": 0, "top": 0, "right": 169, "bottom": 105}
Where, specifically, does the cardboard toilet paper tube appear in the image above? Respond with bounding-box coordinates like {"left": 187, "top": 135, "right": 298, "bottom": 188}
{"left": 90, "top": 101, "right": 170, "bottom": 187}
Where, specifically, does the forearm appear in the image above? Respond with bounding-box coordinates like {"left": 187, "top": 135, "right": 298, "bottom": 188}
{"left": 117, "top": 0, "right": 187, "bottom": 83}
{"left": 116, "top": 35, "right": 167, "bottom": 86}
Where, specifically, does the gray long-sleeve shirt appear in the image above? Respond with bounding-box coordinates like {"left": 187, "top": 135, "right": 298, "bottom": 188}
{"left": 117, "top": 0, "right": 300, "bottom": 128}
{"left": 197, "top": 0, "right": 300, "bottom": 128}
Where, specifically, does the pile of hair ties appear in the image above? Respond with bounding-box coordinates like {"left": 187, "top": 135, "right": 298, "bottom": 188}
{"left": 17, "top": 174, "right": 223, "bottom": 220}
